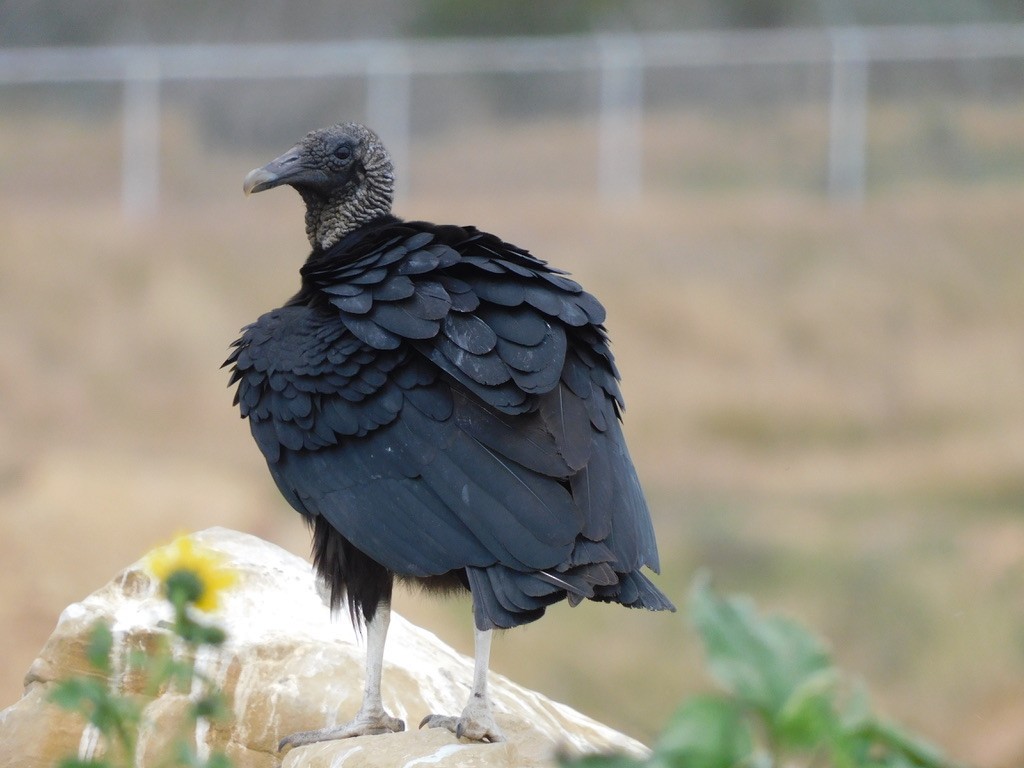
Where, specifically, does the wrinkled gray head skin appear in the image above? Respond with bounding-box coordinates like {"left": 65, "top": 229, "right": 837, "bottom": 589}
{"left": 243, "top": 123, "right": 395, "bottom": 250}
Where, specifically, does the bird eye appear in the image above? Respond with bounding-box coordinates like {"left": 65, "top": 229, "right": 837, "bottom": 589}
{"left": 333, "top": 145, "right": 353, "bottom": 162}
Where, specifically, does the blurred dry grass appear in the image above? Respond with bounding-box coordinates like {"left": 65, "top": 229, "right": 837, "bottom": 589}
{"left": 1, "top": 107, "right": 1023, "bottom": 767}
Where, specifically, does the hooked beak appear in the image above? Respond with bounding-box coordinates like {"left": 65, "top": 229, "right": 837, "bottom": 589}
{"left": 243, "top": 145, "right": 325, "bottom": 196}
{"left": 242, "top": 165, "right": 280, "bottom": 197}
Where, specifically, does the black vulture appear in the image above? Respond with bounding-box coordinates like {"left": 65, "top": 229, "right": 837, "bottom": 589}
{"left": 227, "top": 123, "right": 675, "bottom": 747}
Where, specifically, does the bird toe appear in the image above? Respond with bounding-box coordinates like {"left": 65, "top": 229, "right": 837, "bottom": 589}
{"left": 419, "top": 711, "right": 504, "bottom": 743}
{"left": 419, "top": 713, "right": 457, "bottom": 731}
{"left": 279, "top": 711, "right": 404, "bottom": 751}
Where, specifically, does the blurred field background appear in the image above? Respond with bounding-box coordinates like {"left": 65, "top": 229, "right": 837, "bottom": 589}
{"left": 2, "top": 3, "right": 1024, "bottom": 767}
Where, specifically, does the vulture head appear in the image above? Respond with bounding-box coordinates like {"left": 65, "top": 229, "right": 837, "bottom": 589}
{"left": 243, "top": 123, "right": 395, "bottom": 250}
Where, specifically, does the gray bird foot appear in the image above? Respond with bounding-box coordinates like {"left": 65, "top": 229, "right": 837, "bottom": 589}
{"left": 279, "top": 711, "right": 404, "bottom": 750}
{"left": 419, "top": 698, "right": 504, "bottom": 743}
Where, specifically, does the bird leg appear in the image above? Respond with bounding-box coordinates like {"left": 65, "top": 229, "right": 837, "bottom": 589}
{"left": 279, "top": 602, "right": 404, "bottom": 750}
{"left": 419, "top": 626, "right": 504, "bottom": 742}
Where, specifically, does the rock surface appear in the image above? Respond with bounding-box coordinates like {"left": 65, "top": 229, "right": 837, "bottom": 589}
{"left": 0, "top": 528, "right": 648, "bottom": 768}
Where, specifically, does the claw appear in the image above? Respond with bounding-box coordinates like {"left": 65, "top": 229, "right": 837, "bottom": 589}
{"left": 419, "top": 711, "right": 504, "bottom": 743}
{"left": 417, "top": 629, "right": 505, "bottom": 743}
{"left": 279, "top": 711, "right": 405, "bottom": 751}
{"left": 418, "top": 714, "right": 448, "bottom": 730}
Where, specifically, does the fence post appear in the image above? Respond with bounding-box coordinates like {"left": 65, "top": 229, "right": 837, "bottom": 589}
{"left": 121, "top": 51, "right": 161, "bottom": 219}
{"left": 366, "top": 44, "right": 412, "bottom": 201}
{"left": 827, "top": 27, "right": 869, "bottom": 203}
{"left": 598, "top": 35, "right": 644, "bottom": 203}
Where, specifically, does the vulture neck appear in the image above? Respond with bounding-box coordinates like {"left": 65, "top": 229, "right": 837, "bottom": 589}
{"left": 300, "top": 168, "right": 395, "bottom": 251}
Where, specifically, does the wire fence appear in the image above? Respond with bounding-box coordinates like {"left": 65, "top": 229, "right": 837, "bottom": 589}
{"left": 2, "top": 24, "right": 1023, "bottom": 217}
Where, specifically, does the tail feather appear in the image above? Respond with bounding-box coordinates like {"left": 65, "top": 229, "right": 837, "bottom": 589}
{"left": 595, "top": 570, "right": 676, "bottom": 611}
{"left": 468, "top": 561, "right": 675, "bottom": 630}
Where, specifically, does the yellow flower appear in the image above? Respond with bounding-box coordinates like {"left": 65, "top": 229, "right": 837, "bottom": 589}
{"left": 145, "top": 535, "right": 237, "bottom": 613}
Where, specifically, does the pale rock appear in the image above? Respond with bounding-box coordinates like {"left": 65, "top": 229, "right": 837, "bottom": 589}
{"left": 0, "top": 528, "right": 648, "bottom": 768}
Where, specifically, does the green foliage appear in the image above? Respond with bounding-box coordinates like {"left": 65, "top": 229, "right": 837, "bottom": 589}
{"left": 49, "top": 663, "right": 141, "bottom": 764}
{"left": 652, "top": 695, "right": 751, "bottom": 768}
{"left": 48, "top": 559, "right": 235, "bottom": 768}
{"left": 561, "top": 573, "right": 966, "bottom": 768}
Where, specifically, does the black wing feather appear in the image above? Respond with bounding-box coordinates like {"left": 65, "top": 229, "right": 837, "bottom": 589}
{"left": 227, "top": 218, "right": 673, "bottom": 629}
{"left": 442, "top": 313, "right": 498, "bottom": 355}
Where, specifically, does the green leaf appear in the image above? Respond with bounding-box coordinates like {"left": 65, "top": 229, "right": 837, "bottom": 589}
{"left": 774, "top": 667, "right": 842, "bottom": 748}
{"left": 193, "top": 692, "right": 230, "bottom": 722}
{"left": 49, "top": 677, "right": 105, "bottom": 712}
{"left": 838, "top": 678, "right": 874, "bottom": 733}
{"left": 143, "top": 646, "right": 183, "bottom": 695}
{"left": 89, "top": 694, "right": 140, "bottom": 753}
{"left": 862, "top": 717, "right": 966, "bottom": 768}
{"left": 56, "top": 759, "right": 109, "bottom": 768}
{"left": 174, "top": 613, "right": 226, "bottom": 648}
{"left": 169, "top": 740, "right": 197, "bottom": 767}
{"left": 166, "top": 569, "right": 205, "bottom": 609}
{"left": 85, "top": 621, "right": 114, "bottom": 674}
{"left": 557, "top": 752, "right": 646, "bottom": 768}
{"left": 146, "top": 654, "right": 196, "bottom": 694}
{"left": 652, "top": 695, "right": 753, "bottom": 768}
{"left": 688, "top": 572, "right": 833, "bottom": 721}
{"left": 202, "top": 752, "right": 234, "bottom": 768}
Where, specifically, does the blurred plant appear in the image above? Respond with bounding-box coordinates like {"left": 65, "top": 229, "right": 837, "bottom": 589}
{"left": 561, "top": 573, "right": 966, "bottom": 768}
{"left": 49, "top": 535, "right": 237, "bottom": 768}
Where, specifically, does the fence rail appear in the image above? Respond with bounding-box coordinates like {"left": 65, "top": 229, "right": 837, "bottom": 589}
{"left": 2, "top": 24, "right": 1023, "bottom": 216}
